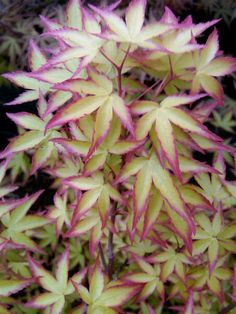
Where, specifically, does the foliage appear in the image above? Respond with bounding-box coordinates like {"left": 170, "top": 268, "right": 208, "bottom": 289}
{"left": 0, "top": 0, "right": 236, "bottom": 313}
{"left": 0, "top": 0, "right": 65, "bottom": 74}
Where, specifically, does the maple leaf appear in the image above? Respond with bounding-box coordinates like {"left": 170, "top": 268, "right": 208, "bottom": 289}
{"left": 47, "top": 192, "right": 71, "bottom": 237}
{"left": 90, "top": 0, "right": 174, "bottom": 49}
{"left": 190, "top": 259, "right": 232, "bottom": 301}
{"left": 2, "top": 40, "right": 74, "bottom": 107}
{"left": 47, "top": 71, "right": 134, "bottom": 153}
{"left": 211, "top": 110, "right": 236, "bottom": 133}
{"left": 0, "top": 95, "right": 63, "bottom": 174}
{"left": 192, "top": 30, "right": 236, "bottom": 104}
{"left": 193, "top": 212, "right": 236, "bottom": 273}
{"left": 27, "top": 250, "right": 86, "bottom": 313}
{"left": 124, "top": 255, "right": 165, "bottom": 301}
{"left": 0, "top": 191, "right": 50, "bottom": 252}
{"left": 131, "top": 94, "right": 221, "bottom": 179}
{"left": 53, "top": 116, "right": 141, "bottom": 175}
{"left": 148, "top": 246, "right": 191, "bottom": 281}
{"left": 73, "top": 264, "right": 141, "bottom": 314}
{"left": 64, "top": 171, "right": 124, "bottom": 227}
{"left": 116, "top": 152, "right": 195, "bottom": 250}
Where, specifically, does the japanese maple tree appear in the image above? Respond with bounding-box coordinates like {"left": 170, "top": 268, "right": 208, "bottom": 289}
{"left": 0, "top": 0, "right": 236, "bottom": 313}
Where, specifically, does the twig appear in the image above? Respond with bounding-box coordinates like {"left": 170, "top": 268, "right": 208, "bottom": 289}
{"left": 152, "top": 74, "right": 172, "bottom": 98}
{"left": 107, "top": 203, "right": 117, "bottom": 280}
{"left": 98, "top": 243, "right": 108, "bottom": 273}
{"left": 100, "top": 45, "right": 130, "bottom": 97}
{"left": 220, "top": 302, "right": 236, "bottom": 314}
{"left": 130, "top": 79, "right": 161, "bottom": 104}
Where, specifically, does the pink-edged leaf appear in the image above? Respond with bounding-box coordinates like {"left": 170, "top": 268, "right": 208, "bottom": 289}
{"left": 98, "top": 187, "right": 110, "bottom": 228}
{"left": 138, "top": 280, "right": 159, "bottom": 302}
{"left": 160, "top": 93, "right": 206, "bottom": 108}
{"left": 0, "top": 279, "right": 33, "bottom": 297}
{"left": 208, "top": 239, "right": 219, "bottom": 274}
{"left": 96, "top": 284, "right": 141, "bottom": 307}
{"left": 52, "top": 138, "right": 90, "bottom": 157}
{"left": 199, "top": 74, "right": 224, "bottom": 105}
{"left": 29, "top": 68, "right": 72, "bottom": 84}
{"left": 55, "top": 249, "right": 69, "bottom": 289}
{"left": 116, "top": 157, "right": 145, "bottom": 183}
{"left": 151, "top": 156, "right": 191, "bottom": 225}
{"left": 84, "top": 152, "right": 107, "bottom": 176}
{"left": 83, "top": 7, "right": 101, "bottom": 34}
{"left": 26, "top": 293, "right": 61, "bottom": 309}
{"left": 0, "top": 158, "right": 11, "bottom": 183}
{"left": 164, "top": 107, "right": 222, "bottom": 141}
{"left": 47, "top": 91, "right": 72, "bottom": 114}
{"left": 2, "top": 72, "right": 40, "bottom": 89}
{"left": 0, "top": 131, "right": 45, "bottom": 159}
{"left": 64, "top": 176, "right": 102, "bottom": 190}
{"left": 0, "top": 186, "right": 18, "bottom": 198}
{"left": 67, "top": 215, "right": 99, "bottom": 237}
{"left": 6, "top": 112, "right": 45, "bottom": 131}
{"left": 125, "top": 0, "right": 146, "bottom": 38}
{"left": 179, "top": 155, "right": 219, "bottom": 174}
{"left": 89, "top": 222, "right": 102, "bottom": 255}
{"left": 161, "top": 6, "right": 178, "bottom": 24}
{"left": 191, "top": 19, "right": 221, "bottom": 37}
{"left": 28, "top": 40, "right": 47, "bottom": 71}
{"left": 43, "top": 28, "right": 96, "bottom": 47}
{"left": 204, "top": 57, "right": 236, "bottom": 76}
{"left": 44, "top": 46, "right": 89, "bottom": 67}
{"left": 191, "top": 133, "right": 234, "bottom": 152}
{"left": 31, "top": 141, "right": 54, "bottom": 174}
{"left": 9, "top": 190, "right": 44, "bottom": 224}
{"left": 50, "top": 296, "right": 65, "bottom": 314}
{"left": 200, "top": 29, "right": 219, "bottom": 68}
{"left": 111, "top": 95, "right": 134, "bottom": 136}
{"left": 142, "top": 191, "right": 163, "bottom": 239}
{"left": 180, "top": 185, "right": 214, "bottom": 210}
{"left": 133, "top": 163, "right": 152, "bottom": 228}
{"left": 73, "top": 283, "right": 91, "bottom": 304}
{"left": 4, "top": 90, "right": 39, "bottom": 106}
{"left": 46, "top": 96, "right": 107, "bottom": 130}
{"left": 91, "top": 98, "right": 113, "bottom": 153}
{"left": 28, "top": 255, "right": 58, "bottom": 292}
{"left": 89, "top": 5, "right": 129, "bottom": 40}
{"left": 89, "top": 265, "right": 104, "bottom": 301}
{"left": 131, "top": 100, "right": 157, "bottom": 115}
{"left": 155, "top": 111, "right": 181, "bottom": 180}
{"left": 66, "top": 0, "right": 83, "bottom": 29}
{"left": 138, "top": 22, "right": 175, "bottom": 41}
{"left": 75, "top": 189, "right": 102, "bottom": 218}
{"left": 135, "top": 110, "right": 156, "bottom": 140}
{"left": 109, "top": 140, "right": 143, "bottom": 155}
{"left": 40, "top": 15, "right": 63, "bottom": 31}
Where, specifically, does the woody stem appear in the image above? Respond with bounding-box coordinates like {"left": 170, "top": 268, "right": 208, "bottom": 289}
{"left": 107, "top": 202, "right": 117, "bottom": 280}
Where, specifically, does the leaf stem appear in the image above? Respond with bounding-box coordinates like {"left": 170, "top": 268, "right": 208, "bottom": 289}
{"left": 98, "top": 243, "right": 108, "bottom": 273}
{"left": 107, "top": 202, "right": 117, "bottom": 280}
{"left": 220, "top": 302, "right": 236, "bottom": 314}
{"left": 100, "top": 45, "right": 130, "bottom": 97}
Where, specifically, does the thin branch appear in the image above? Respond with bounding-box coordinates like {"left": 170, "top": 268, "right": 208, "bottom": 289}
{"left": 152, "top": 74, "right": 172, "bottom": 98}
{"left": 98, "top": 243, "right": 108, "bottom": 273}
{"left": 100, "top": 45, "right": 130, "bottom": 97}
{"left": 129, "top": 79, "right": 161, "bottom": 104}
{"left": 116, "top": 45, "right": 131, "bottom": 96}
{"left": 107, "top": 202, "right": 117, "bottom": 280}
{"left": 220, "top": 302, "right": 236, "bottom": 314}
{"left": 100, "top": 49, "right": 119, "bottom": 69}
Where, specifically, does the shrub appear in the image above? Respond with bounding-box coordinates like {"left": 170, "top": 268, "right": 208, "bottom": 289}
{"left": 0, "top": 0, "right": 236, "bottom": 313}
